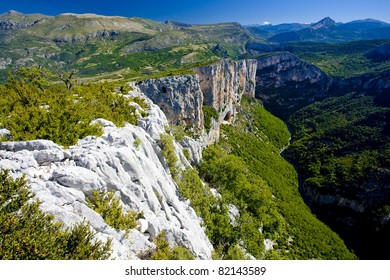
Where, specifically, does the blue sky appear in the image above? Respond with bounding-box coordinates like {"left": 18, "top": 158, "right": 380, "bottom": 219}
{"left": 1, "top": 0, "right": 389, "bottom": 25}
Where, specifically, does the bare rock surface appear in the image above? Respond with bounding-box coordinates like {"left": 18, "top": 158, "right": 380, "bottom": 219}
{"left": 0, "top": 89, "right": 213, "bottom": 260}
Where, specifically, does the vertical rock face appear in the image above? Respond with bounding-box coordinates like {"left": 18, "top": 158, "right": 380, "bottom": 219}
{"left": 138, "top": 59, "right": 257, "bottom": 144}
{"left": 138, "top": 75, "right": 204, "bottom": 130}
{"left": 193, "top": 59, "right": 257, "bottom": 116}
{"left": 255, "top": 52, "right": 333, "bottom": 118}
{"left": 0, "top": 89, "right": 213, "bottom": 260}
{"left": 193, "top": 59, "right": 257, "bottom": 143}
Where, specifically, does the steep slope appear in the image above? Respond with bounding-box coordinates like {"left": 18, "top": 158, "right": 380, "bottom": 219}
{"left": 0, "top": 87, "right": 213, "bottom": 259}
{"left": 199, "top": 97, "right": 355, "bottom": 259}
{"left": 254, "top": 52, "right": 333, "bottom": 118}
{"left": 256, "top": 51, "right": 390, "bottom": 259}
{"left": 249, "top": 50, "right": 390, "bottom": 259}
{"left": 284, "top": 92, "right": 390, "bottom": 259}
{"left": 138, "top": 59, "right": 258, "bottom": 144}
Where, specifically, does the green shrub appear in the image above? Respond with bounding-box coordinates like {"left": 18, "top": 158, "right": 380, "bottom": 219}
{"left": 159, "top": 134, "right": 178, "bottom": 178}
{"left": 182, "top": 148, "right": 191, "bottom": 161}
{"left": 170, "top": 125, "right": 188, "bottom": 142}
{"left": 203, "top": 105, "right": 219, "bottom": 132}
{"left": 0, "top": 169, "right": 112, "bottom": 260}
{"left": 0, "top": 67, "right": 149, "bottom": 147}
{"left": 134, "top": 138, "right": 142, "bottom": 148}
{"left": 223, "top": 245, "right": 247, "bottom": 260}
{"left": 141, "top": 230, "right": 194, "bottom": 260}
{"left": 87, "top": 190, "right": 137, "bottom": 236}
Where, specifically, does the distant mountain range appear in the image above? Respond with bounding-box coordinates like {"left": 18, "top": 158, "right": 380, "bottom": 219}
{"left": 0, "top": 10, "right": 256, "bottom": 81}
{"left": 0, "top": 10, "right": 389, "bottom": 82}
{"left": 247, "top": 17, "right": 390, "bottom": 42}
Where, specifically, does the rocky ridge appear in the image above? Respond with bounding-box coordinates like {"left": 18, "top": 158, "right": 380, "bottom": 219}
{"left": 0, "top": 20, "right": 36, "bottom": 30}
{"left": 139, "top": 59, "right": 258, "bottom": 145}
{"left": 0, "top": 88, "right": 213, "bottom": 260}
{"left": 0, "top": 57, "right": 261, "bottom": 259}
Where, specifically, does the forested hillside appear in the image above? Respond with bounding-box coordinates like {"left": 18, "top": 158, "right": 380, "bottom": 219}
{"left": 198, "top": 97, "right": 355, "bottom": 259}
{"left": 284, "top": 92, "right": 390, "bottom": 259}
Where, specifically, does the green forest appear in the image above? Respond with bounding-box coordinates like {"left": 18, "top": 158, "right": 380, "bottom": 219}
{"left": 284, "top": 92, "right": 390, "bottom": 258}
{"left": 194, "top": 97, "right": 355, "bottom": 259}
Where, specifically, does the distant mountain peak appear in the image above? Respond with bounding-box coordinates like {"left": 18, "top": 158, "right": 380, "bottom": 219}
{"left": 6, "top": 10, "right": 21, "bottom": 15}
{"left": 310, "top": 17, "right": 336, "bottom": 30}
{"left": 1, "top": 10, "right": 22, "bottom": 17}
{"left": 164, "top": 20, "right": 192, "bottom": 26}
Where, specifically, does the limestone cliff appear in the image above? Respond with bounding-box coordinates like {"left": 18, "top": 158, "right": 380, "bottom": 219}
{"left": 193, "top": 59, "right": 257, "bottom": 143}
{"left": 138, "top": 75, "right": 204, "bottom": 130}
{"left": 137, "top": 59, "right": 257, "bottom": 144}
{"left": 0, "top": 88, "right": 213, "bottom": 260}
{"left": 255, "top": 52, "right": 333, "bottom": 118}
{"left": 0, "top": 20, "right": 36, "bottom": 30}
{"left": 193, "top": 59, "right": 257, "bottom": 112}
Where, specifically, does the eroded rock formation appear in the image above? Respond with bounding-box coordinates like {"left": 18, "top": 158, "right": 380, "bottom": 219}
{"left": 138, "top": 75, "right": 204, "bottom": 130}
{"left": 138, "top": 59, "right": 257, "bottom": 144}
{"left": 0, "top": 89, "right": 213, "bottom": 260}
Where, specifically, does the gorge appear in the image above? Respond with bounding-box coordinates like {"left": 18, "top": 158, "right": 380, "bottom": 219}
{"left": 0, "top": 11, "right": 389, "bottom": 260}
{"left": 2, "top": 53, "right": 387, "bottom": 259}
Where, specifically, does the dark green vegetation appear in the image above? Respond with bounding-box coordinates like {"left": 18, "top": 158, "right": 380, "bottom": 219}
{"left": 0, "top": 67, "right": 149, "bottom": 147}
{"left": 87, "top": 190, "right": 138, "bottom": 236}
{"left": 249, "top": 37, "right": 390, "bottom": 259}
{"left": 158, "top": 133, "right": 179, "bottom": 178}
{"left": 0, "top": 12, "right": 262, "bottom": 82}
{"left": 177, "top": 166, "right": 249, "bottom": 259}
{"left": 202, "top": 105, "right": 219, "bottom": 132}
{"left": 284, "top": 93, "right": 390, "bottom": 259}
{"left": 175, "top": 97, "right": 355, "bottom": 259}
{"left": 288, "top": 40, "right": 390, "bottom": 77}
{"left": 139, "top": 230, "right": 195, "bottom": 260}
{"left": 211, "top": 97, "right": 355, "bottom": 259}
{"left": 0, "top": 169, "right": 112, "bottom": 259}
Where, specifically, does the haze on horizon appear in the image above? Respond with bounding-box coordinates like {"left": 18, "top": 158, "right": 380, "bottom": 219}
{"left": 1, "top": 0, "right": 389, "bottom": 25}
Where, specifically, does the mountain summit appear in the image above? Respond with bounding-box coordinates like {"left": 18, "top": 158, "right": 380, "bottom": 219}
{"left": 266, "top": 16, "right": 390, "bottom": 43}
{"left": 310, "top": 17, "right": 336, "bottom": 30}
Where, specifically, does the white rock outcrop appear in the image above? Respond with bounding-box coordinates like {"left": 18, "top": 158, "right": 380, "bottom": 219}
{"left": 0, "top": 89, "right": 213, "bottom": 259}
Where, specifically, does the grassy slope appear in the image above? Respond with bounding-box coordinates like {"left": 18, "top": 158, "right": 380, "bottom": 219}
{"left": 0, "top": 13, "right": 260, "bottom": 83}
